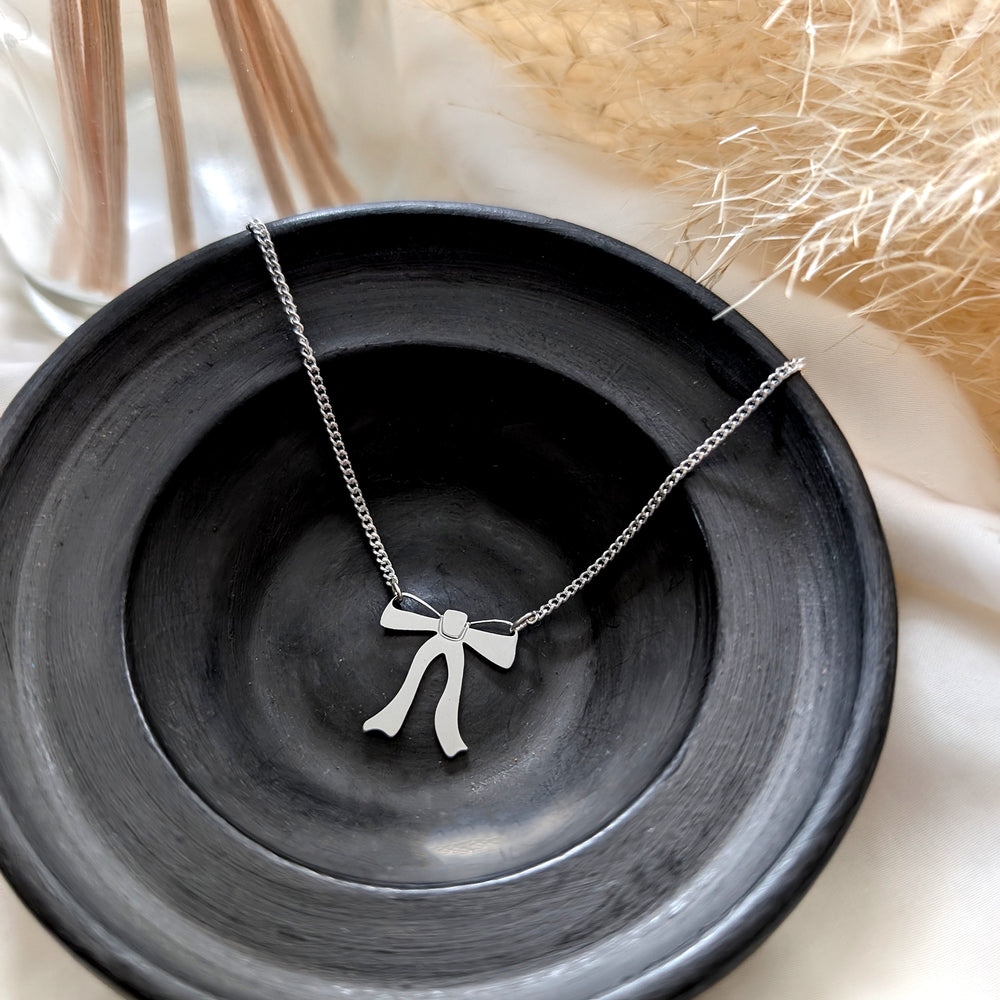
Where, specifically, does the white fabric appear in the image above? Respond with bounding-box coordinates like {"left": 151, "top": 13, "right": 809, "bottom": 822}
{"left": 2, "top": 2, "right": 998, "bottom": 997}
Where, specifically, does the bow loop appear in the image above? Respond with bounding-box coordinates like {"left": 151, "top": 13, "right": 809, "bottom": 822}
{"left": 379, "top": 601, "right": 440, "bottom": 633}
{"left": 464, "top": 626, "right": 517, "bottom": 670}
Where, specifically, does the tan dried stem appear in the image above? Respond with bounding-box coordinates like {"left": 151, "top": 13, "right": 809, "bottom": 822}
{"left": 76, "top": 1, "right": 107, "bottom": 289}
{"left": 50, "top": 0, "right": 89, "bottom": 283}
{"left": 80, "top": 0, "right": 127, "bottom": 292}
{"left": 141, "top": 0, "right": 196, "bottom": 257}
{"left": 257, "top": 0, "right": 359, "bottom": 203}
{"left": 235, "top": 0, "right": 329, "bottom": 204}
{"left": 51, "top": 0, "right": 127, "bottom": 294}
{"left": 209, "top": 0, "right": 296, "bottom": 217}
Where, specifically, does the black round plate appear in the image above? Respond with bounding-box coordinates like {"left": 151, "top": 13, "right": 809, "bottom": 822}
{"left": 0, "top": 204, "right": 895, "bottom": 1000}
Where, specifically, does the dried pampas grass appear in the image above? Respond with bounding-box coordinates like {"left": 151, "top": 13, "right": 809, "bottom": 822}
{"left": 429, "top": 0, "right": 1000, "bottom": 444}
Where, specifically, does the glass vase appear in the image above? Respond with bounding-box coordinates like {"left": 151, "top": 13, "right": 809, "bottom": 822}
{"left": 0, "top": 0, "right": 399, "bottom": 334}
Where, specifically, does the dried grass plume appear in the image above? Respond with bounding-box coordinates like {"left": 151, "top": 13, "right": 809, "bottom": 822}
{"left": 429, "top": 0, "right": 1000, "bottom": 444}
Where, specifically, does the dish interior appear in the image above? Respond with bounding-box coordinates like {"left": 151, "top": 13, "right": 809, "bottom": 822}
{"left": 127, "top": 345, "right": 715, "bottom": 885}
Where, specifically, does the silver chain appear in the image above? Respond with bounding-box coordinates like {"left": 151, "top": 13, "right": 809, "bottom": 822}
{"left": 248, "top": 219, "right": 402, "bottom": 601}
{"left": 248, "top": 218, "right": 804, "bottom": 631}
{"left": 510, "top": 354, "right": 804, "bottom": 629}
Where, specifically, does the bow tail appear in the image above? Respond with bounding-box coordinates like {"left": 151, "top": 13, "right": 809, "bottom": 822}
{"left": 434, "top": 644, "right": 467, "bottom": 758}
{"left": 363, "top": 636, "right": 444, "bottom": 738}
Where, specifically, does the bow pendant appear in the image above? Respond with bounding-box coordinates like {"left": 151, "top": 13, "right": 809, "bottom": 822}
{"left": 363, "top": 595, "right": 518, "bottom": 756}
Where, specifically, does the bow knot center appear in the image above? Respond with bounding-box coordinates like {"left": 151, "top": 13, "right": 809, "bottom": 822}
{"left": 440, "top": 609, "right": 469, "bottom": 641}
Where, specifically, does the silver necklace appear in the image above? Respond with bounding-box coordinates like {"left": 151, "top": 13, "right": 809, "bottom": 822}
{"left": 248, "top": 218, "right": 805, "bottom": 757}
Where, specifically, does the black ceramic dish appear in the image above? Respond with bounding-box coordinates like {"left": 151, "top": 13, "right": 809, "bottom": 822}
{"left": 0, "top": 204, "right": 895, "bottom": 1000}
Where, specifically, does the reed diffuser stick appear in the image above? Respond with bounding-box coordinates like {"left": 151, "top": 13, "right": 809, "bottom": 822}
{"left": 256, "top": 0, "right": 359, "bottom": 204}
{"left": 141, "top": 0, "right": 196, "bottom": 257}
{"left": 210, "top": 0, "right": 296, "bottom": 217}
{"left": 50, "top": 0, "right": 89, "bottom": 283}
{"left": 81, "top": 0, "right": 127, "bottom": 292}
{"left": 236, "top": 0, "right": 332, "bottom": 205}
{"left": 76, "top": 0, "right": 108, "bottom": 289}
{"left": 52, "top": 0, "right": 127, "bottom": 293}
{"left": 99, "top": 0, "right": 127, "bottom": 291}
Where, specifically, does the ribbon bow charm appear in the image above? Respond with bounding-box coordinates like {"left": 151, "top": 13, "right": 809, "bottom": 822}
{"left": 363, "top": 595, "right": 518, "bottom": 756}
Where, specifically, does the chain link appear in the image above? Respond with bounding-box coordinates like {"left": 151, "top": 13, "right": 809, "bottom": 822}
{"left": 511, "top": 355, "right": 805, "bottom": 630}
{"left": 248, "top": 219, "right": 402, "bottom": 600}
{"left": 248, "top": 219, "right": 804, "bottom": 630}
